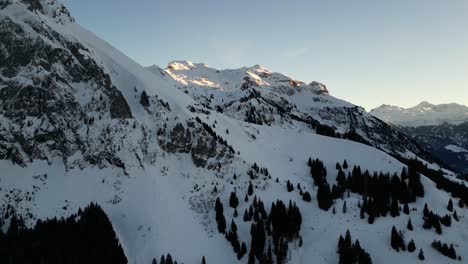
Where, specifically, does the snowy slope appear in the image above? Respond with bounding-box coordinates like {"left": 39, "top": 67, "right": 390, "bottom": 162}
{"left": 371, "top": 102, "right": 468, "bottom": 127}
{"left": 147, "top": 61, "right": 433, "bottom": 162}
{"left": 1, "top": 1, "right": 468, "bottom": 264}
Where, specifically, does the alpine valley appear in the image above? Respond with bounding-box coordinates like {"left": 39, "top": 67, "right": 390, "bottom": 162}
{"left": 371, "top": 103, "right": 468, "bottom": 175}
{"left": 1, "top": 1, "right": 468, "bottom": 264}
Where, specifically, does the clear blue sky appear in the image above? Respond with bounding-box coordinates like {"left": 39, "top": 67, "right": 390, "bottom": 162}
{"left": 63, "top": 0, "right": 468, "bottom": 110}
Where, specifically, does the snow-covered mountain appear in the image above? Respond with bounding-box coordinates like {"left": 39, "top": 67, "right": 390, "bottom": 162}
{"left": 1, "top": 1, "right": 468, "bottom": 264}
{"left": 402, "top": 123, "right": 468, "bottom": 174}
{"left": 371, "top": 102, "right": 468, "bottom": 127}
{"left": 370, "top": 102, "right": 468, "bottom": 174}
{"left": 147, "top": 61, "right": 434, "bottom": 162}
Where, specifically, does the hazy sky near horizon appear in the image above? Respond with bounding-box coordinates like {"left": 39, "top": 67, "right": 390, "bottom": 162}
{"left": 63, "top": 0, "right": 468, "bottom": 110}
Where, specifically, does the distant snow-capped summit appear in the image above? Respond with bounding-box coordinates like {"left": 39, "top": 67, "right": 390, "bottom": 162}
{"left": 371, "top": 101, "right": 468, "bottom": 127}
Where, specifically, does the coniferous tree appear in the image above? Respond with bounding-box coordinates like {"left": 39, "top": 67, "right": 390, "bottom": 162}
{"left": 302, "top": 191, "right": 312, "bottom": 202}
{"left": 215, "top": 198, "right": 227, "bottom": 234}
{"left": 230, "top": 192, "right": 239, "bottom": 208}
{"left": 343, "top": 160, "right": 348, "bottom": 169}
{"left": 418, "top": 249, "right": 425, "bottom": 260}
{"left": 342, "top": 201, "right": 347, "bottom": 214}
{"left": 140, "top": 91, "right": 150, "bottom": 107}
{"left": 248, "top": 182, "right": 254, "bottom": 196}
{"left": 317, "top": 183, "right": 333, "bottom": 211}
{"left": 390, "top": 197, "right": 400, "bottom": 217}
{"left": 453, "top": 210, "right": 459, "bottom": 221}
{"left": 166, "top": 254, "right": 173, "bottom": 264}
{"left": 423, "top": 203, "right": 429, "bottom": 217}
{"left": 368, "top": 212, "right": 375, "bottom": 224}
{"left": 286, "top": 180, "right": 294, "bottom": 192}
{"left": 391, "top": 226, "right": 405, "bottom": 252}
{"left": 407, "top": 218, "right": 414, "bottom": 231}
{"left": 403, "top": 203, "right": 410, "bottom": 215}
{"left": 360, "top": 206, "right": 365, "bottom": 219}
{"left": 408, "top": 240, "right": 416, "bottom": 252}
{"left": 160, "top": 255, "right": 166, "bottom": 264}
{"left": 202, "top": 256, "right": 206, "bottom": 264}
{"left": 447, "top": 199, "right": 454, "bottom": 212}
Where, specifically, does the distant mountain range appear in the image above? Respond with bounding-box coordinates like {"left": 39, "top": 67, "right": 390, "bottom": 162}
{"left": 371, "top": 102, "right": 468, "bottom": 174}
{"left": 371, "top": 102, "right": 468, "bottom": 127}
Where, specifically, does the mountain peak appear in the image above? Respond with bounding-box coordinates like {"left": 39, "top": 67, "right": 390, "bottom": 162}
{"left": 414, "top": 101, "right": 434, "bottom": 108}
{"left": 371, "top": 102, "right": 468, "bottom": 126}
{"left": 6, "top": 0, "right": 75, "bottom": 24}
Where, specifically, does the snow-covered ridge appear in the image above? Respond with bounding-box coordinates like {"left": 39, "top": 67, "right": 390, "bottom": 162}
{"left": 3, "top": 0, "right": 74, "bottom": 24}
{"left": 155, "top": 60, "right": 329, "bottom": 94}
{"left": 371, "top": 102, "right": 468, "bottom": 127}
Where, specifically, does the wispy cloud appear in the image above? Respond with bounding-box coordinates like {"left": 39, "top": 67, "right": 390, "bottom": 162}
{"left": 282, "top": 47, "right": 310, "bottom": 58}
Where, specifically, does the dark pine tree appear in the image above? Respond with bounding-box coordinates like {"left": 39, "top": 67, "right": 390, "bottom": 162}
{"left": 248, "top": 182, "right": 254, "bottom": 196}
{"left": 391, "top": 226, "right": 405, "bottom": 252}
{"left": 229, "top": 192, "right": 239, "bottom": 208}
{"left": 403, "top": 203, "right": 410, "bottom": 215}
{"left": 317, "top": 183, "right": 333, "bottom": 211}
{"left": 407, "top": 218, "right": 413, "bottom": 231}
{"left": 166, "top": 254, "right": 173, "bottom": 264}
{"left": 447, "top": 198, "right": 454, "bottom": 212}
{"left": 140, "top": 91, "right": 150, "bottom": 107}
{"left": 408, "top": 240, "right": 416, "bottom": 252}
{"left": 418, "top": 249, "right": 425, "bottom": 260}
{"left": 302, "top": 191, "right": 312, "bottom": 202}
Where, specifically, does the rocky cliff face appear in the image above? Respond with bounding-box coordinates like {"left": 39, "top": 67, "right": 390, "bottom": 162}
{"left": 0, "top": 0, "right": 234, "bottom": 172}
{"left": 155, "top": 61, "right": 435, "bottom": 163}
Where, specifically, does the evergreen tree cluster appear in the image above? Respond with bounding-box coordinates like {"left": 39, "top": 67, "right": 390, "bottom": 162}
{"left": 337, "top": 230, "right": 372, "bottom": 264}
{"left": 226, "top": 219, "right": 247, "bottom": 260}
{"left": 154, "top": 254, "right": 181, "bottom": 264}
{"left": 390, "top": 226, "right": 406, "bottom": 252}
{"left": 308, "top": 158, "right": 328, "bottom": 186}
{"left": 0, "top": 203, "right": 127, "bottom": 264}
{"left": 215, "top": 198, "right": 227, "bottom": 234}
{"left": 241, "top": 197, "right": 303, "bottom": 264}
{"left": 140, "top": 91, "right": 150, "bottom": 107}
{"left": 307, "top": 158, "right": 333, "bottom": 210}
{"left": 308, "top": 157, "right": 425, "bottom": 219}
{"left": 302, "top": 191, "right": 312, "bottom": 202}
{"left": 248, "top": 163, "right": 270, "bottom": 179}
{"left": 422, "top": 203, "right": 444, "bottom": 234}
{"left": 401, "top": 158, "right": 468, "bottom": 205}
{"left": 431, "top": 240, "right": 458, "bottom": 260}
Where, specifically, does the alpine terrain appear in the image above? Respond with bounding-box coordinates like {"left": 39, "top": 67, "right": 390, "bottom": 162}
{"left": 372, "top": 103, "right": 468, "bottom": 175}
{"left": 1, "top": 1, "right": 468, "bottom": 264}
